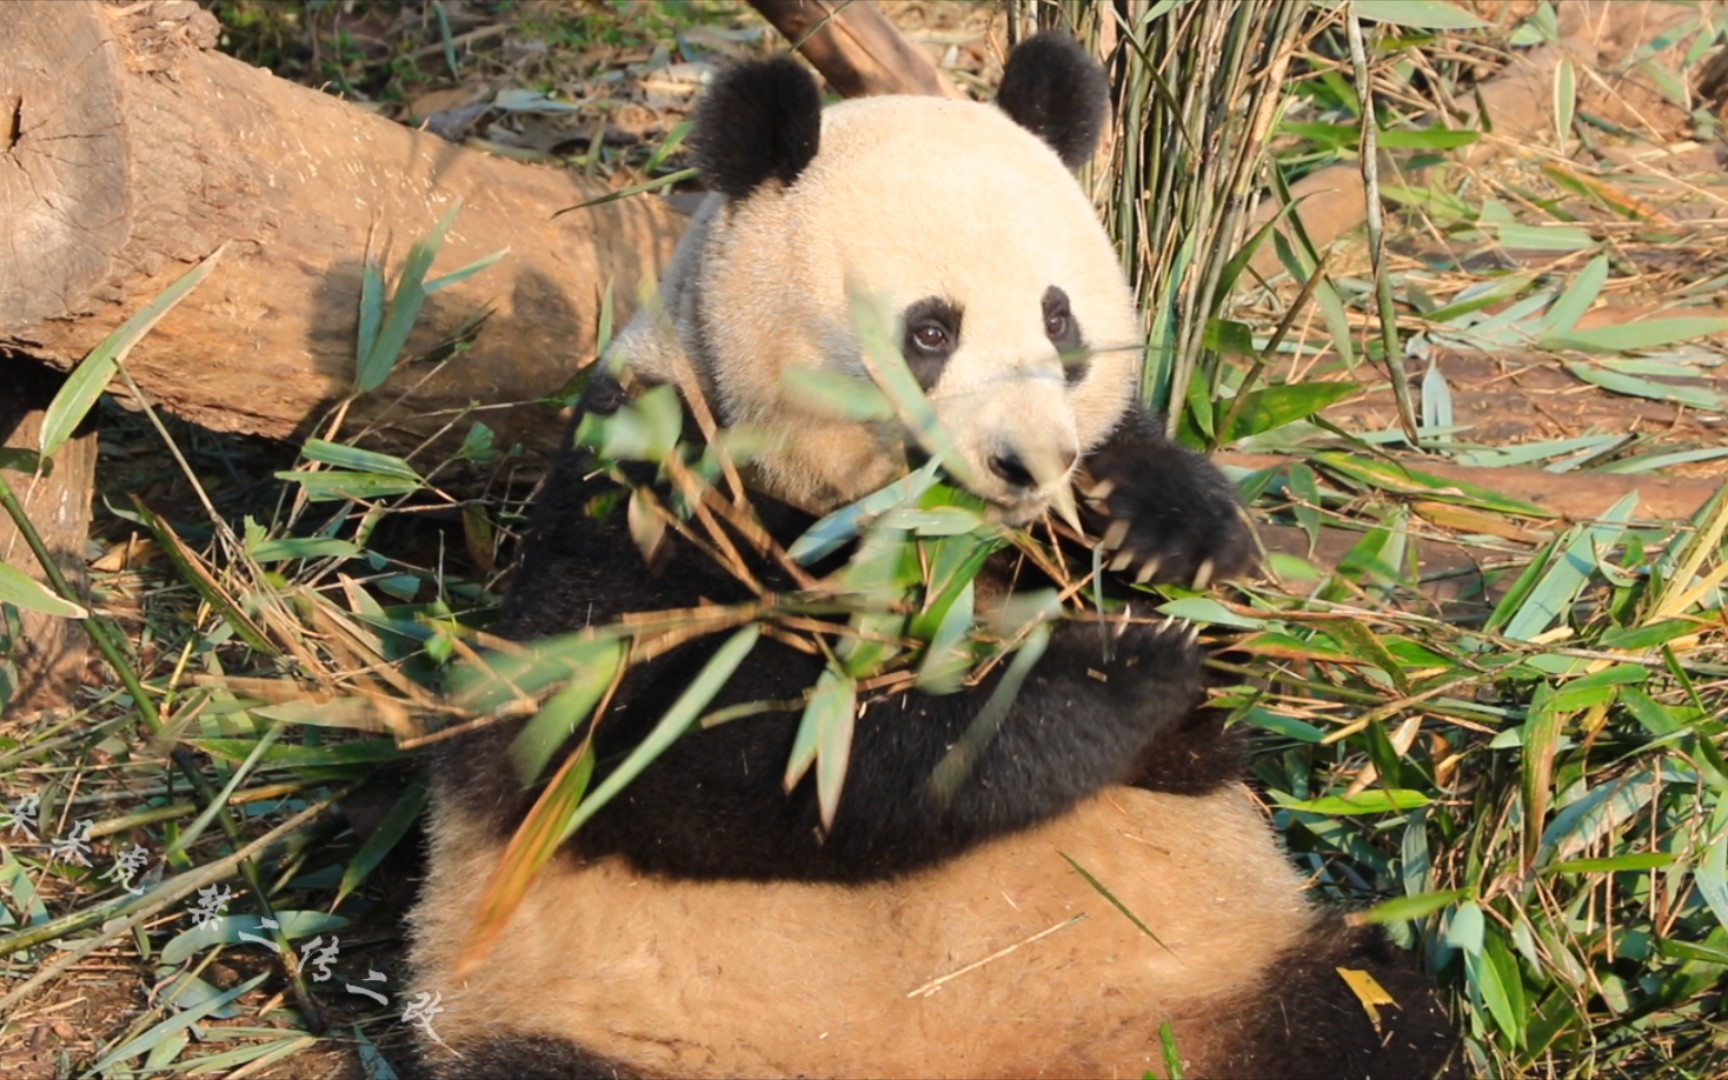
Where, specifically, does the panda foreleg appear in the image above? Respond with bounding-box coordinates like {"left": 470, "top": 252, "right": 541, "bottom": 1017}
{"left": 1079, "top": 403, "right": 1257, "bottom": 589}
{"left": 814, "top": 616, "right": 1212, "bottom": 875}
{"left": 572, "top": 616, "right": 1209, "bottom": 882}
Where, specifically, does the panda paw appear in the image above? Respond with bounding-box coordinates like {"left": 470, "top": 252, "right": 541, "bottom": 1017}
{"left": 1075, "top": 438, "right": 1256, "bottom": 590}
{"left": 1050, "top": 616, "right": 1207, "bottom": 715}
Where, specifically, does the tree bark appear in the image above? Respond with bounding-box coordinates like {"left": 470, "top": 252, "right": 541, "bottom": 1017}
{"left": 0, "top": 0, "right": 683, "bottom": 463}
{"left": 0, "top": 363, "right": 97, "bottom": 716}
{"left": 748, "top": 0, "right": 963, "bottom": 99}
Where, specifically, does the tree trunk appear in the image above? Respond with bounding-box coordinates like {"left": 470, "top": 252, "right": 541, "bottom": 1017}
{"left": 0, "top": 0, "right": 683, "bottom": 463}
{"left": 748, "top": 0, "right": 963, "bottom": 99}
{"left": 0, "top": 363, "right": 97, "bottom": 716}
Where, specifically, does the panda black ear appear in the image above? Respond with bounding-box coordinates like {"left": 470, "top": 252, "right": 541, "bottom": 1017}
{"left": 996, "top": 32, "right": 1110, "bottom": 170}
{"left": 690, "top": 57, "right": 822, "bottom": 199}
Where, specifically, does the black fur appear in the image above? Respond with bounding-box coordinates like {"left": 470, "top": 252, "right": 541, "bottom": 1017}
{"left": 1079, "top": 404, "right": 1259, "bottom": 587}
{"left": 689, "top": 56, "right": 822, "bottom": 199}
{"left": 1216, "top": 921, "right": 1461, "bottom": 1079}
{"left": 431, "top": 370, "right": 1243, "bottom": 883}
{"left": 411, "top": 1034, "right": 633, "bottom": 1080}
{"left": 901, "top": 296, "right": 963, "bottom": 392}
{"left": 996, "top": 31, "right": 1112, "bottom": 170}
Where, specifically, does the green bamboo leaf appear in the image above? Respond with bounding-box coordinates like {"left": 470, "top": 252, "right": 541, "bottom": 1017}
{"left": 1562, "top": 361, "right": 1728, "bottom": 411}
{"left": 358, "top": 245, "right": 386, "bottom": 372}
{"left": 178, "top": 1035, "right": 322, "bottom": 1076}
{"left": 507, "top": 639, "right": 625, "bottom": 785}
{"left": 299, "top": 440, "right": 424, "bottom": 480}
{"left": 1445, "top": 899, "right": 1485, "bottom": 953}
{"left": 1502, "top": 491, "right": 1637, "bottom": 641}
{"left": 1484, "top": 223, "right": 1596, "bottom": 252}
{"left": 41, "top": 245, "right": 227, "bottom": 457}
{"left": 1548, "top": 317, "right": 1728, "bottom": 354}
{"left": 273, "top": 471, "right": 426, "bottom": 503}
{"left": 783, "top": 666, "right": 858, "bottom": 830}
{"left": 573, "top": 383, "right": 684, "bottom": 463}
{"left": 1555, "top": 57, "right": 1576, "bottom": 147}
{"left": 0, "top": 559, "right": 88, "bottom": 618}
{"left": 1223, "top": 382, "right": 1359, "bottom": 442}
{"left": 789, "top": 460, "right": 941, "bottom": 565}
{"left": 1377, "top": 128, "right": 1479, "bottom": 150}
{"left": 1313, "top": 452, "right": 1550, "bottom": 517}
{"left": 336, "top": 776, "right": 430, "bottom": 906}
{"left": 159, "top": 912, "right": 348, "bottom": 965}
{"left": 558, "top": 626, "right": 762, "bottom": 844}
{"left": 1326, "top": 0, "right": 1488, "bottom": 29}
{"left": 167, "top": 724, "right": 284, "bottom": 859}
{"left": 916, "top": 578, "right": 976, "bottom": 693}
{"left": 246, "top": 537, "right": 362, "bottom": 563}
{"left": 1538, "top": 254, "right": 1607, "bottom": 338}
{"left": 927, "top": 623, "right": 1052, "bottom": 802}
{"left": 191, "top": 737, "right": 400, "bottom": 768}
{"left": 570, "top": 167, "right": 700, "bottom": 210}
{"left": 356, "top": 202, "right": 485, "bottom": 395}
{"left": 355, "top": 1023, "right": 402, "bottom": 1080}
{"left": 1420, "top": 360, "right": 1452, "bottom": 431}
{"left": 782, "top": 367, "right": 895, "bottom": 422}
{"left": 1323, "top": 618, "right": 1411, "bottom": 693}
{"left": 1061, "top": 852, "right": 1168, "bottom": 949}
{"left": 1699, "top": 814, "right": 1728, "bottom": 932}
{"left": 1358, "top": 888, "right": 1472, "bottom": 925}
{"left": 1545, "top": 852, "right": 1676, "bottom": 875}
{"left": 86, "top": 972, "right": 268, "bottom": 1075}
{"left": 593, "top": 280, "right": 617, "bottom": 359}
{"left": 1423, "top": 273, "right": 1537, "bottom": 325}
{"left": 1275, "top": 789, "right": 1431, "bottom": 815}
{"left": 1156, "top": 597, "right": 1265, "bottom": 631}
{"left": 424, "top": 247, "right": 509, "bottom": 295}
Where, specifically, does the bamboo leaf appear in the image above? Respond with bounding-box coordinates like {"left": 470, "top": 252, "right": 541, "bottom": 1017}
{"left": 507, "top": 640, "right": 625, "bottom": 785}
{"left": 1326, "top": 0, "right": 1488, "bottom": 29}
{"left": 557, "top": 626, "right": 762, "bottom": 844}
{"left": 1503, "top": 491, "right": 1638, "bottom": 641}
{"left": 1538, "top": 254, "right": 1607, "bottom": 338}
{"left": 1275, "top": 789, "right": 1431, "bottom": 814}
{"left": 356, "top": 202, "right": 469, "bottom": 395}
{"left": 0, "top": 559, "right": 88, "bottom": 618}
{"left": 160, "top": 912, "right": 347, "bottom": 965}
{"left": 86, "top": 972, "right": 268, "bottom": 1075}
{"left": 1548, "top": 317, "right": 1728, "bottom": 354}
{"left": 1562, "top": 361, "right": 1728, "bottom": 411}
{"left": 335, "top": 776, "right": 430, "bottom": 906}
{"left": 41, "top": 245, "right": 227, "bottom": 457}
{"left": 1223, "top": 382, "right": 1359, "bottom": 442}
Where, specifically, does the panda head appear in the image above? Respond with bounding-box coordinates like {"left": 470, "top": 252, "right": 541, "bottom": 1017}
{"left": 647, "top": 33, "right": 1133, "bottom": 523}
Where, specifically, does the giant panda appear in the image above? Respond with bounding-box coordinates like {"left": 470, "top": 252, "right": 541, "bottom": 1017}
{"left": 408, "top": 33, "right": 1457, "bottom": 1079}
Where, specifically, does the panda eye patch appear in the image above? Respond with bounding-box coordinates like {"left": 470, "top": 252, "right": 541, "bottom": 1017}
{"left": 1043, "top": 285, "right": 1087, "bottom": 384}
{"left": 901, "top": 297, "right": 962, "bottom": 391}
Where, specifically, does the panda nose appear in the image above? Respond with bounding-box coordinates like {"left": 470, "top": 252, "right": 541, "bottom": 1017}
{"left": 990, "top": 447, "right": 1078, "bottom": 488}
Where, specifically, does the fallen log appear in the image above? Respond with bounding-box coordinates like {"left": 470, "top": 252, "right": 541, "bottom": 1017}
{"left": 747, "top": 0, "right": 964, "bottom": 99}
{"left": 0, "top": 0, "right": 683, "bottom": 461}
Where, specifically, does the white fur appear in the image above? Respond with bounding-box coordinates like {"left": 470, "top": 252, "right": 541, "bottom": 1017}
{"left": 613, "top": 95, "right": 1141, "bottom": 521}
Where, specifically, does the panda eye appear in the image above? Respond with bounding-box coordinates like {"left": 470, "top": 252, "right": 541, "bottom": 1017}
{"left": 1042, "top": 287, "right": 1075, "bottom": 344}
{"left": 911, "top": 323, "right": 951, "bottom": 353}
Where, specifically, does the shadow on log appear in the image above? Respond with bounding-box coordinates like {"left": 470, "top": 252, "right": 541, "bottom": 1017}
{"left": 0, "top": 0, "right": 684, "bottom": 462}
